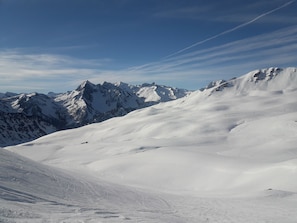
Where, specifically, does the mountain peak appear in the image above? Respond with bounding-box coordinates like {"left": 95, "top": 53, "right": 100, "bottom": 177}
{"left": 202, "top": 67, "right": 297, "bottom": 95}
{"left": 140, "top": 82, "right": 157, "bottom": 87}
{"left": 76, "top": 80, "right": 96, "bottom": 92}
{"left": 0, "top": 92, "right": 18, "bottom": 98}
{"left": 237, "top": 67, "right": 297, "bottom": 92}
{"left": 246, "top": 67, "right": 282, "bottom": 83}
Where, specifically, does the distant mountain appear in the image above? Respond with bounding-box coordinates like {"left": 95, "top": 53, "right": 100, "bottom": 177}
{"left": 0, "top": 81, "right": 190, "bottom": 146}
{"left": 201, "top": 67, "right": 297, "bottom": 94}
{"left": 0, "top": 92, "right": 18, "bottom": 98}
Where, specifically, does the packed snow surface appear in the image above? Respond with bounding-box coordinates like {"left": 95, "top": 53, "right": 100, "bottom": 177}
{"left": 2, "top": 67, "right": 297, "bottom": 222}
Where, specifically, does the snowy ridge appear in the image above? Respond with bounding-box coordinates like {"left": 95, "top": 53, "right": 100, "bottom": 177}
{"left": 231, "top": 67, "right": 297, "bottom": 93}
{"left": 202, "top": 67, "right": 297, "bottom": 94}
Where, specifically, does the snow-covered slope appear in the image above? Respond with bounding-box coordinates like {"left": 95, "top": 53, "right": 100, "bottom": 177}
{"left": 0, "top": 149, "right": 174, "bottom": 222}
{"left": 8, "top": 67, "right": 297, "bottom": 194}
{"left": 0, "top": 81, "right": 189, "bottom": 146}
{"left": 3, "top": 67, "right": 297, "bottom": 222}
{"left": 201, "top": 67, "right": 297, "bottom": 94}
{"left": 4, "top": 149, "right": 296, "bottom": 223}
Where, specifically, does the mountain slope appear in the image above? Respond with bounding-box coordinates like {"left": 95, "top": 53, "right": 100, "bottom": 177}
{"left": 55, "top": 81, "right": 190, "bottom": 127}
{"left": 201, "top": 67, "right": 297, "bottom": 94}
{"left": 7, "top": 67, "right": 297, "bottom": 194}
{"left": 0, "top": 148, "right": 174, "bottom": 222}
{"left": 4, "top": 67, "right": 297, "bottom": 222}
{"left": 0, "top": 81, "right": 189, "bottom": 146}
{"left": 0, "top": 111, "right": 55, "bottom": 147}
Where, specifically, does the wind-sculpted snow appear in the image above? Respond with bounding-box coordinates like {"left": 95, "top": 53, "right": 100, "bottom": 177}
{"left": 3, "top": 67, "right": 297, "bottom": 222}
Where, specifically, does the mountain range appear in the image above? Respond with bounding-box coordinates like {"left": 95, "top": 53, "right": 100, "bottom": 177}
{"left": 0, "top": 81, "right": 190, "bottom": 146}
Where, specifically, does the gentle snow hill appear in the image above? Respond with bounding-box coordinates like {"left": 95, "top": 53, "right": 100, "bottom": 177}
{"left": 3, "top": 149, "right": 297, "bottom": 222}
{"left": 7, "top": 67, "right": 297, "bottom": 196}
{"left": 0, "top": 149, "right": 173, "bottom": 222}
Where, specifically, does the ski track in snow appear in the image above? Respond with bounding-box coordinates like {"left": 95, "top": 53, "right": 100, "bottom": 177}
{"left": 2, "top": 68, "right": 297, "bottom": 222}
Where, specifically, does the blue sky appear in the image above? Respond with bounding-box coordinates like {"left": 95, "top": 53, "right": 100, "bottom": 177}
{"left": 0, "top": 0, "right": 296, "bottom": 93}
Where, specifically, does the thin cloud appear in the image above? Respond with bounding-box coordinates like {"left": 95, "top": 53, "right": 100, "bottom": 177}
{"left": 153, "top": 5, "right": 214, "bottom": 20}
{"left": 164, "top": 0, "right": 295, "bottom": 58}
{"left": 0, "top": 51, "right": 110, "bottom": 69}
{"left": 1, "top": 26, "right": 297, "bottom": 93}
{"left": 160, "top": 26, "right": 297, "bottom": 68}
{"left": 215, "top": 14, "right": 297, "bottom": 25}
{"left": 0, "top": 49, "right": 157, "bottom": 93}
{"left": 0, "top": 50, "right": 114, "bottom": 92}
{"left": 121, "top": 25, "right": 297, "bottom": 86}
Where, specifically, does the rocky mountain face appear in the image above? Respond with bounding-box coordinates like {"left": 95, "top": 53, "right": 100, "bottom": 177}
{"left": 0, "top": 81, "right": 190, "bottom": 146}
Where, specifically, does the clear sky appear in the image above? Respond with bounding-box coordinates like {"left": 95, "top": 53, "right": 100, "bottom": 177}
{"left": 0, "top": 0, "right": 296, "bottom": 93}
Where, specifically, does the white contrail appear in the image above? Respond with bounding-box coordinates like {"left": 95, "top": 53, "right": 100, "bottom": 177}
{"left": 165, "top": 0, "right": 295, "bottom": 59}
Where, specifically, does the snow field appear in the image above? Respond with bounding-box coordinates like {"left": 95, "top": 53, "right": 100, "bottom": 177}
{"left": 3, "top": 68, "right": 297, "bottom": 222}
{"left": 10, "top": 80, "right": 297, "bottom": 195}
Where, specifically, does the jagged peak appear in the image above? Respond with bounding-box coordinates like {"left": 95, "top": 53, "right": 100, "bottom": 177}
{"left": 115, "top": 81, "right": 128, "bottom": 87}
{"left": 0, "top": 92, "right": 18, "bottom": 98}
{"left": 47, "top": 92, "right": 60, "bottom": 98}
{"left": 200, "top": 79, "right": 232, "bottom": 92}
{"left": 115, "top": 81, "right": 132, "bottom": 88}
{"left": 27, "top": 92, "right": 39, "bottom": 97}
{"left": 140, "top": 82, "right": 157, "bottom": 88}
{"left": 76, "top": 80, "right": 96, "bottom": 91}
{"left": 102, "top": 81, "right": 117, "bottom": 89}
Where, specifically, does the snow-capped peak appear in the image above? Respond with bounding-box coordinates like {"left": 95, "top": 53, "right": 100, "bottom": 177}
{"left": 202, "top": 67, "right": 297, "bottom": 95}
{"left": 75, "top": 80, "right": 96, "bottom": 92}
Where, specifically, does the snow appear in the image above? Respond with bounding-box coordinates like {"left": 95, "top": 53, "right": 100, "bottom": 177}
{"left": 137, "top": 85, "right": 161, "bottom": 102}
{"left": 2, "top": 67, "right": 297, "bottom": 222}
{"left": 136, "top": 83, "right": 188, "bottom": 102}
{"left": 2, "top": 148, "right": 297, "bottom": 223}
{"left": 52, "top": 80, "right": 189, "bottom": 127}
